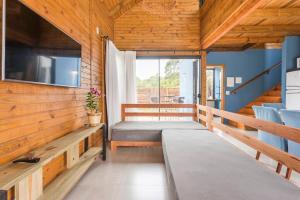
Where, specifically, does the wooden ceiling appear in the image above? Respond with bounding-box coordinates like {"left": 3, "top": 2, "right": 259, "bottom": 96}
{"left": 114, "top": 0, "right": 200, "bottom": 50}
{"left": 211, "top": 0, "right": 300, "bottom": 50}
{"left": 102, "top": 0, "right": 142, "bottom": 19}
{"left": 101, "top": 0, "right": 300, "bottom": 51}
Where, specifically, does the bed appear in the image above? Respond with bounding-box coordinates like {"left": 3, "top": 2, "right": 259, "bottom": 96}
{"left": 111, "top": 121, "right": 207, "bottom": 151}
{"left": 162, "top": 129, "right": 300, "bottom": 200}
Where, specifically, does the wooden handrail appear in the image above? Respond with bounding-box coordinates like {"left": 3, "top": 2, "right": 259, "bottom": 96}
{"left": 197, "top": 105, "right": 300, "bottom": 176}
{"left": 121, "top": 104, "right": 197, "bottom": 121}
{"left": 230, "top": 61, "right": 281, "bottom": 94}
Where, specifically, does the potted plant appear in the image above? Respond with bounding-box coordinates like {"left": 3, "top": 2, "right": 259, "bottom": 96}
{"left": 86, "top": 88, "right": 102, "bottom": 126}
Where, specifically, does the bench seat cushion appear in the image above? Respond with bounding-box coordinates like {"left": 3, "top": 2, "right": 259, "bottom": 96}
{"left": 162, "top": 129, "right": 300, "bottom": 200}
{"left": 111, "top": 121, "right": 206, "bottom": 141}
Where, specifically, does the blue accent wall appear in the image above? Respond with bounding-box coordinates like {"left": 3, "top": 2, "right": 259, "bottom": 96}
{"left": 281, "top": 36, "right": 300, "bottom": 106}
{"left": 207, "top": 49, "right": 282, "bottom": 112}
{"left": 264, "top": 49, "right": 282, "bottom": 91}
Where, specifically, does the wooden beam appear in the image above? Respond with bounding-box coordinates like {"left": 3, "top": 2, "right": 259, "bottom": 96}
{"left": 251, "top": 8, "right": 300, "bottom": 18}
{"left": 230, "top": 25, "right": 300, "bottom": 34}
{"left": 242, "top": 43, "right": 256, "bottom": 51}
{"left": 136, "top": 50, "right": 202, "bottom": 57}
{"left": 121, "top": 104, "right": 197, "bottom": 121}
{"left": 215, "top": 37, "right": 283, "bottom": 45}
{"left": 111, "top": 0, "right": 142, "bottom": 19}
{"left": 200, "top": 0, "right": 264, "bottom": 49}
{"left": 124, "top": 112, "right": 195, "bottom": 117}
{"left": 197, "top": 105, "right": 300, "bottom": 174}
{"left": 198, "top": 105, "right": 300, "bottom": 144}
{"left": 208, "top": 46, "right": 246, "bottom": 52}
{"left": 111, "top": 141, "right": 161, "bottom": 152}
{"left": 122, "top": 104, "right": 196, "bottom": 108}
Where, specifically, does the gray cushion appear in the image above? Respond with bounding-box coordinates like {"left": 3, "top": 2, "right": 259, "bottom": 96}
{"left": 111, "top": 121, "right": 206, "bottom": 141}
{"left": 162, "top": 129, "right": 300, "bottom": 200}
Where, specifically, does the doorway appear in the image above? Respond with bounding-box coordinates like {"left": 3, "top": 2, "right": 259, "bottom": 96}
{"left": 136, "top": 58, "right": 199, "bottom": 104}
{"left": 206, "top": 65, "right": 225, "bottom": 110}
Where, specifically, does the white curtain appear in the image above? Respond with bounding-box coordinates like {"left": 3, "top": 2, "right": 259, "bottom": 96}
{"left": 124, "top": 51, "right": 137, "bottom": 103}
{"left": 105, "top": 40, "right": 136, "bottom": 138}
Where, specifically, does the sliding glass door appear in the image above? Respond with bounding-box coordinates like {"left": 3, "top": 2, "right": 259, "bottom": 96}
{"left": 135, "top": 58, "right": 199, "bottom": 121}
{"left": 136, "top": 58, "right": 199, "bottom": 104}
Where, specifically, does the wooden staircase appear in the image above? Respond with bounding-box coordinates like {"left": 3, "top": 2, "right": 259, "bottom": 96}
{"left": 229, "top": 85, "right": 282, "bottom": 130}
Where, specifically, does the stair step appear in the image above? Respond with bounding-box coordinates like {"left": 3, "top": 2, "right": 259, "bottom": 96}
{"left": 246, "top": 101, "right": 264, "bottom": 107}
{"left": 239, "top": 108, "right": 254, "bottom": 115}
{"left": 265, "top": 90, "right": 281, "bottom": 96}
{"left": 275, "top": 85, "right": 282, "bottom": 90}
{"left": 257, "top": 96, "right": 281, "bottom": 102}
{"left": 230, "top": 84, "right": 281, "bottom": 131}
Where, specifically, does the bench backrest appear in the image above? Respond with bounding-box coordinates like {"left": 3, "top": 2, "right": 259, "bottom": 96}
{"left": 121, "top": 104, "right": 197, "bottom": 121}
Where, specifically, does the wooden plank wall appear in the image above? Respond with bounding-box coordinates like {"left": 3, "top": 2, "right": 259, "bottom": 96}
{"left": 0, "top": 0, "right": 113, "bottom": 164}
{"left": 114, "top": 0, "right": 200, "bottom": 50}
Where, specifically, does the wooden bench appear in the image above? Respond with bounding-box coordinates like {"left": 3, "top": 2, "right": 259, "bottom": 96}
{"left": 0, "top": 124, "right": 107, "bottom": 200}
{"left": 111, "top": 104, "right": 205, "bottom": 151}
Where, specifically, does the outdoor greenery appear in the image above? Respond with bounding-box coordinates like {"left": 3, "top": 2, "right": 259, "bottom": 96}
{"left": 137, "top": 60, "right": 180, "bottom": 88}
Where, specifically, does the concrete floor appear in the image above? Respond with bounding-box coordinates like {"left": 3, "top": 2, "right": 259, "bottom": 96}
{"left": 66, "top": 129, "right": 300, "bottom": 200}
{"left": 215, "top": 128, "right": 300, "bottom": 187}
{"left": 65, "top": 147, "right": 173, "bottom": 200}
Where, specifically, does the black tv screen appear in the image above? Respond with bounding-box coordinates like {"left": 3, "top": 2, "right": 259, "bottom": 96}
{"left": 2, "top": 0, "right": 81, "bottom": 87}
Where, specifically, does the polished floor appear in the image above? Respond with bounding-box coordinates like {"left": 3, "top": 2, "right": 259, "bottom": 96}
{"left": 66, "top": 129, "right": 300, "bottom": 200}
{"left": 65, "top": 147, "right": 173, "bottom": 200}
{"left": 216, "top": 128, "right": 300, "bottom": 187}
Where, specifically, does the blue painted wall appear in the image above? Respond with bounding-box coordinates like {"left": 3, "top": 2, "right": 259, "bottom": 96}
{"left": 264, "top": 49, "right": 282, "bottom": 91}
{"left": 281, "top": 36, "right": 300, "bottom": 106}
{"left": 207, "top": 49, "right": 282, "bottom": 112}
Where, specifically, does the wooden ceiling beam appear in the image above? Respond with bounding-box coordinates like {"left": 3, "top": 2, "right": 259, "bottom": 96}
{"left": 230, "top": 25, "right": 300, "bottom": 34}
{"left": 207, "top": 47, "right": 245, "bottom": 52}
{"left": 200, "top": 0, "right": 264, "bottom": 49}
{"left": 110, "top": 0, "right": 142, "bottom": 19}
{"left": 215, "top": 36, "right": 283, "bottom": 45}
{"left": 241, "top": 43, "right": 256, "bottom": 51}
{"left": 251, "top": 8, "right": 300, "bottom": 18}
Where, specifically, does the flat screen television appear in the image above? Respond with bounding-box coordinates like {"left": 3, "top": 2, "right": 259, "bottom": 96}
{"left": 1, "top": 0, "right": 81, "bottom": 87}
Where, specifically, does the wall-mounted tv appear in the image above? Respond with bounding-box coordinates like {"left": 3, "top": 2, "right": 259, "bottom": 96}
{"left": 1, "top": 0, "right": 81, "bottom": 87}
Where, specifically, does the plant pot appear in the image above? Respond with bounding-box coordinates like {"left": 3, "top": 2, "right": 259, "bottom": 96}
{"left": 88, "top": 113, "right": 102, "bottom": 127}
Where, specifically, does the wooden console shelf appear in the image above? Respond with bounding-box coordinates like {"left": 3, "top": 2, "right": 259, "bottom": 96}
{"left": 0, "top": 124, "right": 107, "bottom": 200}
{"left": 38, "top": 147, "right": 101, "bottom": 200}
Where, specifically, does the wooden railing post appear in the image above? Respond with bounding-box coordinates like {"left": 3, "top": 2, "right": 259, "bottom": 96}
{"left": 206, "top": 106, "right": 213, "bottom": 131}
{"left": 196, "top": 104, "right": 300, "bottom": 176}
{"left": 193, "top": 104, "right": 197, "bottom": 122}
{"left": 121, "top": 104, "right": 126, "bottom": 121}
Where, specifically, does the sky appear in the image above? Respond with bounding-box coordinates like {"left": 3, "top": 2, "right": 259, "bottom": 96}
{"left": 136, "top": 59, "right": 179, "bottom": 80}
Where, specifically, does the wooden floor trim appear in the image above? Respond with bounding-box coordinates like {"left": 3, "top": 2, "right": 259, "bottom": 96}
{"left": 111, "top": 141, "right": 162, "bottom": 152}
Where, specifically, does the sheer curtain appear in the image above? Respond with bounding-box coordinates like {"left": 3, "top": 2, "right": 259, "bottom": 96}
{"left": 105, "top": 40, "right": 136, "bottom": 138}
{"left": 124, "top": 51, "right": 137, "bottom": 103}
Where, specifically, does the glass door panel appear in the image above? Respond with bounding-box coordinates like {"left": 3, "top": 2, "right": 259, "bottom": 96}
{"left": 136, "top": 58, "right": 199, "bottom": 121}
{"left": 135, "top": 59, "right": 159, "bottom": 120}
{"left": 159, "top": 59, "right": 198, "bottom": 121}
